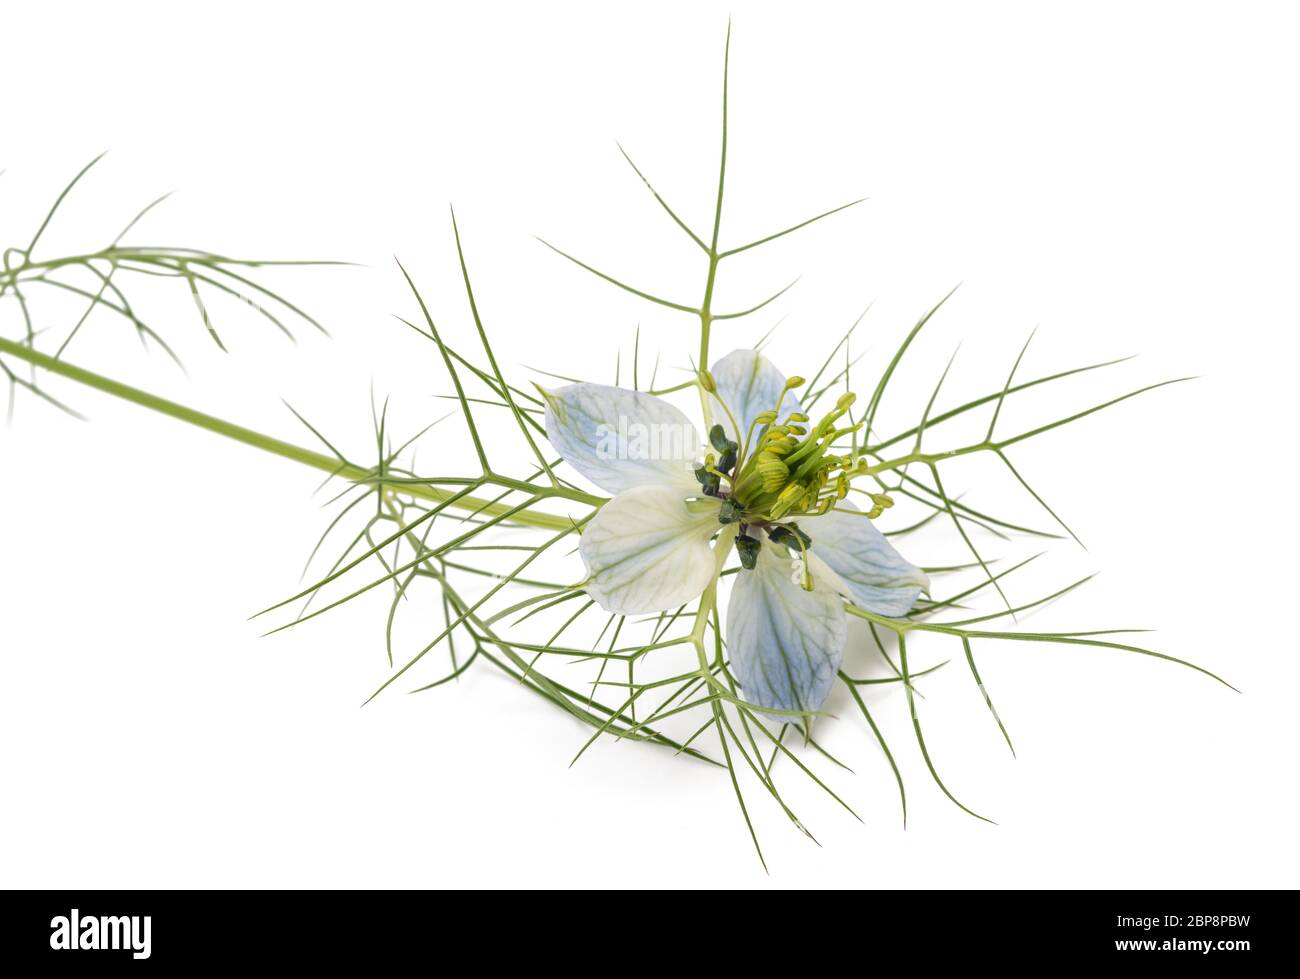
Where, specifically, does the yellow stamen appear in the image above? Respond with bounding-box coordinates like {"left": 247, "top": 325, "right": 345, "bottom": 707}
{"left": 770, "top": 483, "right": 806, "bottom": 519}
{"left": 755, "top": 452, "right": 789, "bottom": 492}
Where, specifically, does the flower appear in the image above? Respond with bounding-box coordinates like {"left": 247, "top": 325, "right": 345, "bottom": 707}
{"left": 542, "top": 349, "right": 929, "bottom": 714}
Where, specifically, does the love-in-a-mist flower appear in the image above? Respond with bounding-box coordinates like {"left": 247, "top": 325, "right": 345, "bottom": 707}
{"left": 542, "top": 349, "right": 930, "bottom": 714}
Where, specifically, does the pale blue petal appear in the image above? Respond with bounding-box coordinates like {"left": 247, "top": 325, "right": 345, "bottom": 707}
{"left": 543, "top": 382, "right": 702, "bottom": 496}
{"left": 708, "top": 349, "right": 804, "bottom": 446}
{"left": 726, "top": 540, "right": 847, "bottom": 713}
{"left": 580, "top": 484, "right": 721, "bottom": 614}
{"left": 800, "top": 501, "right": 929, "bottom": 618}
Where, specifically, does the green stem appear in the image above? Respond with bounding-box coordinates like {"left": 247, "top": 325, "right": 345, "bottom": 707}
{"left": 691, "top": 525, "right": 738, "bottom": 659}
{"left": 0, "top": 247, "right": 326, "bottom": 286}
{"left": 859, "top": 445, "right": 987, "bottom": 476}
{"left": 695, "top": 24, "right": 730, "bottom": 429}
{"left": 0, "top": 336, "right": 579, "bottom": 531}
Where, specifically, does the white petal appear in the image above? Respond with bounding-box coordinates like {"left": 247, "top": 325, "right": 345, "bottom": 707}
{"left": 800, "top": 501, "right": 929, "bottom": 618}
{"left": 543, "top": 382, "right": 702, "bottom": 496}
{"left": 708, "top": 349, "right": 804, "bottom": 446}
{"left": 580, "top": 484, "right": 720, "bottom": 614}
{"left": 726, "top": 540, "right": 847, "bottom": 713}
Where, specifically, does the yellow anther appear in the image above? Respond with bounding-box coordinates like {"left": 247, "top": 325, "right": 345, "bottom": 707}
{"left": 766, "top": 438, "right": 795, "bottom": 457}
{"left": 836, "top": 391, "right": 857, "bottom": 410}
{"left": 755, "top": 452, "right": 790, "bottom": 492}
{"left": 770, "top": 483, "right": 806, "bottom": 519}
{"left": 786, "top": 412, "right": 809, "bottom": 423}
{"left": 786, "top": 375, "right": 806, "bottom": 389}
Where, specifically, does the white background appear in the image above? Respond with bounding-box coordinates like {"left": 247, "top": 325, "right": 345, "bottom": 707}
{"left": 2, "top": 1, "right": 1297, "bottom": 888}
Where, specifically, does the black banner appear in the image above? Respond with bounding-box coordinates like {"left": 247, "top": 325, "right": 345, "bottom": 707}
{"left": 0, "top": 889, "right": 1284, "bottom": 968}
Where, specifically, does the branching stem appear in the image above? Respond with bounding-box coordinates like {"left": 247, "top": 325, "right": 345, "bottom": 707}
{"left": 0, "top": 336, "right": 585, "bottom": 531}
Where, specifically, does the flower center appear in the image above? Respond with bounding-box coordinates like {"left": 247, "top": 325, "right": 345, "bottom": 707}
{"left": 693, "top": 370, "right": 896, "bottom": 585}
{"left": 729, "top": 385, "right": 866, "bottom": 522}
